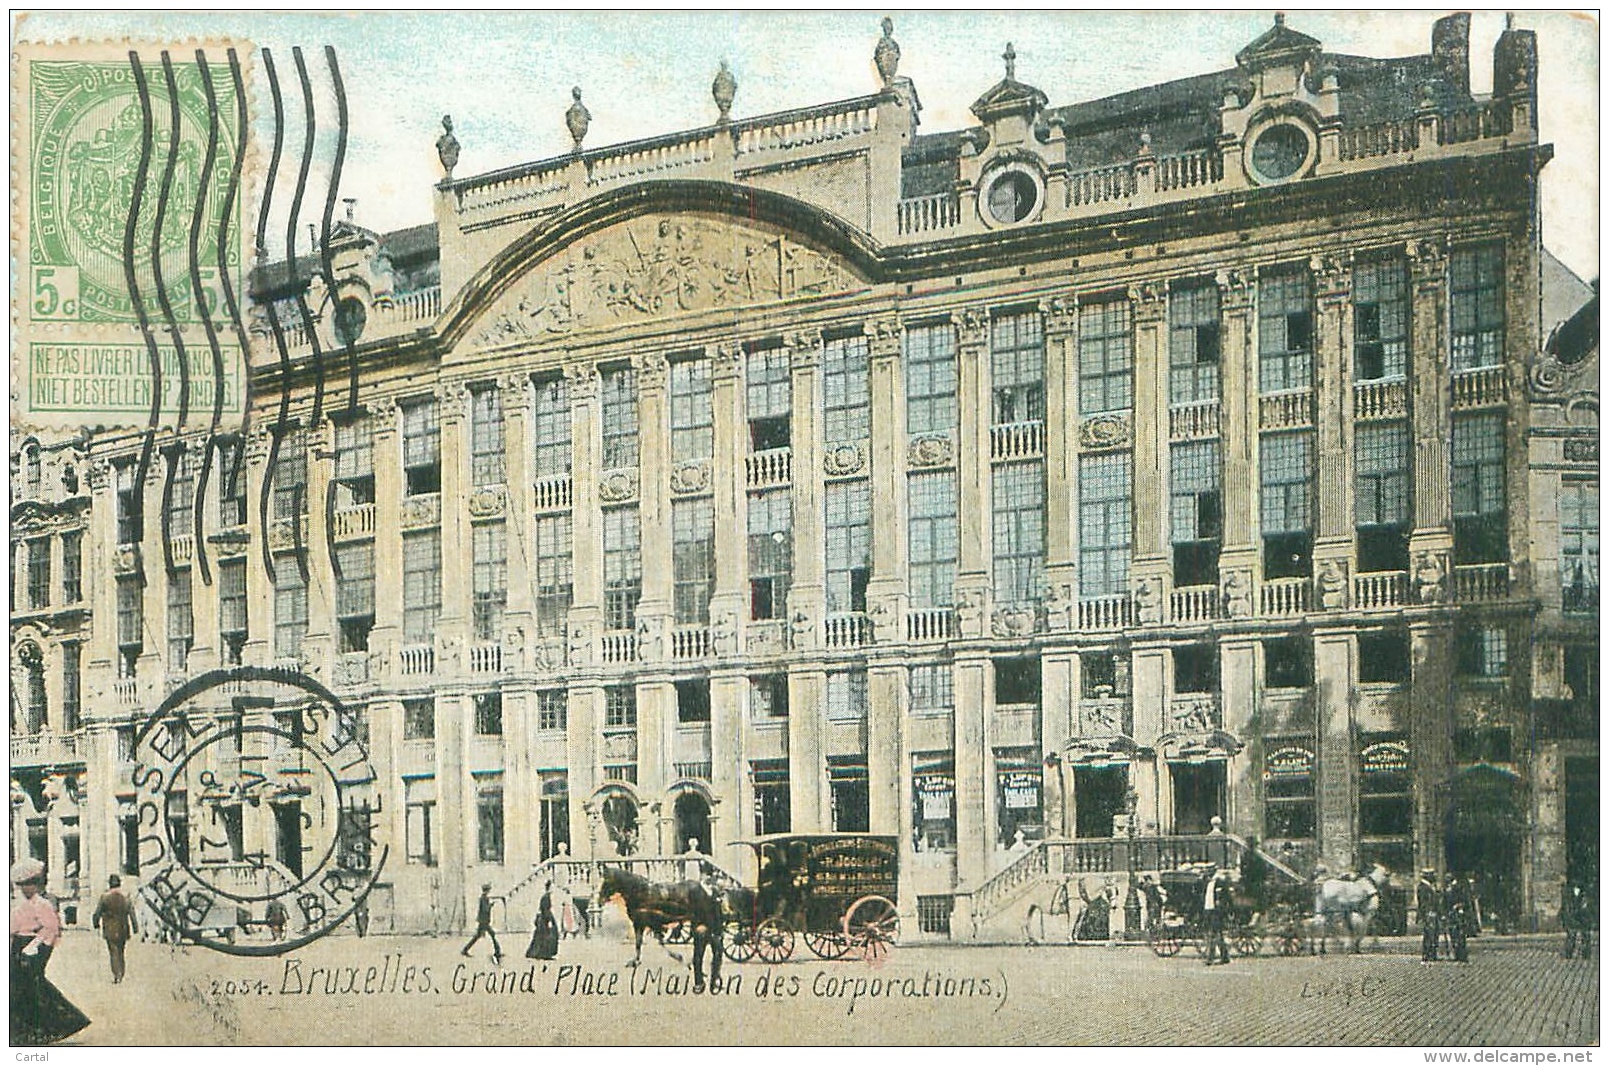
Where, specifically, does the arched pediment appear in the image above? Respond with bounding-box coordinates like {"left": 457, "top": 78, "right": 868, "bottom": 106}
{"left": 444, "top": 181, "right": 878, "bottom": 351}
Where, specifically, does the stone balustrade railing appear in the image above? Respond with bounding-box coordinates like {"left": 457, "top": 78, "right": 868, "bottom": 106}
{"left": 672, "top": 625, "right": 711, "bottom": 661}
{"left": 601, "top": 631, "right": 637, "bottom": 664}
{"left": 1170, "top": 584, "right": 1220, "bottom": 623}
{"left": 906, "top": 607, "right": 956, "bottom": 643}
{"left": 333, "top": 503, "right": 376, "bottom": 540}
{"left": 533, "top": 475, "right": 573, "bottom": 512}
{"left": 1451, "top": 366, "right": 1507, "bottom": 409}
{"left": 1455, "top": 563, "right": 1511, "bottom": 603}
{"left": 1353, "top": 570, "right": 1408, "bottom": 609}
{"left": 990, "top": 419, "right": 1044, "bottom": 462}
{"left": 1354, "top": 378, "right": 1409, "bottom": 420}
{"left": 745, "top": 447, "right": 792, "bottom": 490}
{"left": 399, "top": 644, "right": 435, "bottom": 676}
{"left": 1169, "top": 400, "right": 1221, "bottom": 440}
{"left": 1077, "top": 594, "right": 1133, "bottom": 631}
{"left": 1261, "top": 577, "right": 1310, "bottom": 617}
{"left": 824, "top": 612, "right": 871, "bottom": 649}
{"left": 469, "top": 643, "right": 504, "bottom": 674}
{"left": 897, "top": 192, "right": 962, "bottom": 235}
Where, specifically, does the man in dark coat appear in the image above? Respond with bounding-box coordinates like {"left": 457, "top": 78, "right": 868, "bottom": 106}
{"left": 1444, "top": 873, "right": 1472, "bottom": 963}
{"left": 1201, "top": 867, "right": 1232, "bottom": 966}
{"left": 89, "top": 875, "right": 137, "bottom": 983}
{"left": 462, "top": 883, "right": 502, "bottom": 963}
{"left": 1416, "top": 868, "right": 1440, "bottom": 964}
{"left": 1563, "top": 880, "right": 1596, "bottom": 960}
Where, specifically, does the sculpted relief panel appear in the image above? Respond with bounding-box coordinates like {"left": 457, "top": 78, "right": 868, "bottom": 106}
{"left": 471, "top": 213, "right": 863, "bottom": 346}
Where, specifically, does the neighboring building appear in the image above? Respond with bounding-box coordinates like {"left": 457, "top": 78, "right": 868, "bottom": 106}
{"left": 11, "top": 14, "right": 1597, "bottom": 937}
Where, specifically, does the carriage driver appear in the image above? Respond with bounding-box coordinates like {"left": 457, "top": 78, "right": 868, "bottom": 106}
{"left": 1416, "top": 868, "right": 1441, "bottom": 964}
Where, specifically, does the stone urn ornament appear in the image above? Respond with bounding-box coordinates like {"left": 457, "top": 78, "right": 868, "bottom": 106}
{"left": 874, "top": 16, "right": 900, "bottom": 87}
{"left": 712, "top": 60, "right": 737, "bottom": 122}
{"left": 566, "top": 87, "right": 591, "bottom": 151}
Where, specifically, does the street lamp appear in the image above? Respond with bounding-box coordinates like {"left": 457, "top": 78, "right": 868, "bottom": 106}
{"left": 1123, "top": 786, "right": 1142, "bottom": 938}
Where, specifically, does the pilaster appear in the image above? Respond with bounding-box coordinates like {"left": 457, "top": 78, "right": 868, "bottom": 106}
{"left": 637, "top": 680, "right": 674, "bottom": 822}
{"left": 635, "top": 353, "right": 672, "bottom": 626}
{"left": 866, "top": 662, "right": 904, "bottom": 835}
{"left": 566, "top": 364, "right": 604, "bottom": 628}
{"left": 1408, "top": 236, "right": 1452, "bottom": 537}
{"left": 708, "top": 671, "right": 747, "bottom": 859}
{"left": 953, "top": 653, "right": 988, "bottom": 887}
{"left": 954, "top": 308, "right": 992, "bottom": 633}
{"left": 785, "top": 331, "right": 824, "bottom": 646}
{"left": 1043, "top": 295, "right": 1079, "bottom": 581}
{"left": 566, "top": 684, "right": 601, "bottom": 861}
{"left": 500, "top": 375, "right": 537, "bottom": 634}
{"left": 1217, "top": 269, "right": 1259, "bottom": 552}
{"left": 1409, "top": 621, "right": 1454, "bottom": 876}
{"left": 437, "top": 383, "right": 471, "bottom": 674}
{"left": 1220, "top": 638, "right": 1259, "bottom": 834}
{"left": 709, "top": 345, "right": 747, "bottom": 645}
{"left": 1314, "top": 627, "right": 1357, "bottom": 868}
{"left": 303, "top": 420, "right": 335, "bottom": 678}
{"left": 787, "top": 668, "right": 826, "bottom": 831}
{"left": 1131, "top": 643, "right": 1170, "bottom": 831}
{"left": 241, "top": 424, "right": 273, "bottom": 669}
{"left": 1131, "top": 283, "right": 1170, "bottom": 567}
{"left": 866, "top": 314, "right": 907, "bottom": 641}
{"left": 368, "top": 397, "right": 403, "bottom": 668}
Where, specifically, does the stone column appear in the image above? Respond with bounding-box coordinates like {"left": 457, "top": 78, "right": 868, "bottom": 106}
{"left": 139, "top": 448, "right": 168, "bottom": 687}
{"left": 303, "top": 420, "right": 335, "bottom": 678}
{"left": 634, "top": 353, "right": 673, "bottom": 650}
{"left": 1217, "top": 270, "right": 1260, "bottom": 593}
{"left": 954, "top": 653, "right": 989, "bottom": 887}
{"left": 637, "top": 680, "right": 674, "bottom": 821}
{"left": 1314, "top": 627, "right": 1357, "bottom": 867}
{"left": 503, "top": 684, "right": 534, "bottom": 872}
{"left": 954, "top": 308, "right": 992, "bottom": 631}
{"left": 435, "top": 691, "right": 469, "bottom": 929}
{"left": 1409, "top": 621, "right": 1454, "bottom": 875}
{"left": 81, "top": 461, "right": 119, "bottom": 704}
{"left": 1041, "top": 648, "right": 1077, "bottom": 766}
{"left": 1311, "top": 255, "right": 1355, "bottom": 597}
{"left": 1408, "top": 238, "right": 1453, "bottom": 548}
{"left": 241, "top": 423, "right": 274, "bottom": 670}
{"left": 785, "top": 330, "right": 824, "bottom": 646}
{"left": 867, "top": 661, "right": 904, "bottom": 835}
{"left": 787, "top": 668, "right": 826, "bottom": 832}
{"left": 1130, "top": 284, "right": 1172, "bottom": 614}
{"left": 709, "top": 345, "right": 746, "bottom": 649}
{"left": 188, "top": 444, "right": 221, "bottom": 673}
{"left": 866, "top": 315, "right": 907, "bottom": 630}
{"left": 1131, "top": 643, "right": 1170, "bottom": 832}
{"left": 566, "top": 684, "right": 601, "bottom": 861}
{"left": 499, "top": 376, "right": 536, "bottom": 657}
{"left": 437, "top": 384, "right": 471, "bottom": 681}
{"left": 1043, "top": 295, "right": 1079, "bottom": 589}
{"left": 368, "top": 399, "right": 403, "bottom": 670}
{"left": 1220, "top": 638, "right": 1259, "bottom": 834}
{"left": 565, "top": 365, "right": 604, "bottom": 653}
{"left": 709, "top": 671, "right": 747, "bottom": 859}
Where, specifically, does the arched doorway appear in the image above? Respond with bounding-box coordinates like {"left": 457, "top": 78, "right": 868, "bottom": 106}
{"left": 673, "top": 790, "right": 711, "bottom": 855}
{"left": 600, "top": 792, "right": 641, "bottom": 856}
{"left": 1445, "top": 766, "right": 1524, "bottom": 932}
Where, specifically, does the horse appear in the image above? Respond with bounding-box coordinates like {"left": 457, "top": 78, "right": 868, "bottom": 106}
{"left": 1311, "top": 863, "right": 1390, "bottom": 955}
{"left": 595, "top": 866, "right": 724, "bottom": 992}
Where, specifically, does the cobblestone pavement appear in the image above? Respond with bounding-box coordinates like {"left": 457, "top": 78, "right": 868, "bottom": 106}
{"left": 33, "top": 922, "right": 1599, "bottom": 1046}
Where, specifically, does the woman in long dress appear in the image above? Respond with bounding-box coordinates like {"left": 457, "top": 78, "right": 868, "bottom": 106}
{"left": 526, "top": 883, "right": 560, "bottom": 960}
{"left": 10, "top": 858, "right": 90, "bottom": 1046}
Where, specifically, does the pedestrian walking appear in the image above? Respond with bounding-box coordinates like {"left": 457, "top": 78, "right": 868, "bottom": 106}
{"left": 265, "top": 898, "right": 289, "bottom": 941}
{"left": 10, "top": 858, "right": 90, "bottom": 1046}
{"left": 525, "top": 882, "right": 560, "bottom": 960}
{"left": 89, "top": 875, "right": 137, "bottom": 983}
{"left": 1139, "top": 874, "right": 1166, "bottom": 933}
{"left": 1563, "top": 879, "right": 1595, "bottom": 960}
{"left": 1202, "top": 867, "right": 1232, "bottom": 966}
{"left": 462, "top": 883, "right": 503, "bottom": 963}
{"left": 1445, "top": 873, "right": 1471, "bottom": 963}
{"left": 1416, "top": 868, "right": 1440, "bottom": 964}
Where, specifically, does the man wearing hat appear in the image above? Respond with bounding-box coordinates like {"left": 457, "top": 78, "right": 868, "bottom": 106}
{"left": 1201, "top": 865, "right": 1232, "bottom": 966}
{"left": 462, "top": 882, "right": 503, "bottom": 963}
{"left": 1416, "top": 868, "right": 1441, "bottom": 964}
{"left": 90, "top": 874, "right": 137, "bottom": 983}
{"left": 10, "top": 858, "right": 90, "bottom": 1045}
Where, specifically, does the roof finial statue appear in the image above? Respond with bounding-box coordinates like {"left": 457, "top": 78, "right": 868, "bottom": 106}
{"left": 874, "top": 16, "right": 900, "bottom": 87}
{"left": 1003, "top": 41, "right": 1017, "bottom": 81}
{"left": 565, "top": 87, "right": 591, "bottom": 152}
{"left": 436, "top": 114, "right": 460, "bottom": 178}
{"left": 1505, "top": 12, "right": 1516, "bottom": 30}
{"left": 712, "top": 60, "right": 737, "bottom": 123}
{"left": 1274, "top": 12, "right": 1286, "bottom": 27}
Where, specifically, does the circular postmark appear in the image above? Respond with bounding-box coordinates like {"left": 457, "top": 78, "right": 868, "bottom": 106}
{"left": 130, "top": 666, "right": 387, "bottom": 956}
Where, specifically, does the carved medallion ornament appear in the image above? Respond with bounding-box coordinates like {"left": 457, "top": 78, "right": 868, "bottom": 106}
{"left": 670, "top": 460, "right": 712, "bottom": 496}
{"left": 1079, "top": 413, "right": 1131, "bottom": 451}
{"left": 598, "top": 468, "right": 639, "bottom": 503}
{"left": 991, "top": 604, "right": 1039, "bottom": 639}
{"left": 468, "top": 486, "right": 507, "bottom": 518}
{"left": 1564, "top": 437, "right": 1599, "bottom": 463}
{"left": 399, "top": 494, "right": 441, "bottom": 531}
{"left": 1317, "top": 557, "right": 1349, "bottom": 610}
{"left": 1171, "top": 696, "right": 1220, "bottom": 734}
{"left": 823, "top": 441, "right": 867, "bottom": 477}
{"left": 907, "top": 434, "right": 954, "bottom": 469}
{"left": 114, "top": 545, "right": 141, "bottom": 575}
{"left": 472, "top": 214, "right": 860, "bottom": 347}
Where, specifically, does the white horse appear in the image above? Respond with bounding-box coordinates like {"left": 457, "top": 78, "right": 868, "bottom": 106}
{"left": 1311, "top": 863, "right": 1389, "bottom": 955}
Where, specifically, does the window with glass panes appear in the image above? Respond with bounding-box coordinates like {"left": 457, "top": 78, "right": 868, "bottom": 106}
{"left": 402, "top": 400, "right": 441, "bottom": 496}
{"left": 993, "top": 461, "right": 1045, "bottom": 605}
{"left": 218, "top": 560, "right": 246, "bottom": 662}
{"left": 1170, "top": 440, "right": 1223, "bottom": 586}
{"left": 61, "top": 643, "right": 80, "bottom": 731}
{"left": 1355, "top": 423, "right": 1410, "bottom": 572}
{"left": 1353, "top": 257, "right": 1408, "bottom": 380}
{"left": 913, "top": 753, "right": 957, "bottom": 850}
{"left": 905, "top": 323, "right": 958, "bottom": 435}
{"left": 470, "top": 386, "right": 505, "bottom": 487}
{"left": 274, "top": 558, "right": 308, "bottom": 658}
{"left": 117, "top": 575, "right": 142, "bottom": 656}
{"left": 826, "top": 480, "right": 871, "bottom": 613}
{"left": 472, "top": 521, "right": 508, "bottom": 640}
{"left": 474, "top": 692, "right": 503, "bottom": 735}
{"left": 753, "top": 760, "right": 791, "bottom": 835}
{"left": 333, "top": 416, "right": 374, "bottom": 506}
{"left": 827, "top": 669, "right": 868, "bottom": 721}
{"left": 115, "top": 461, "right": 140, "bottom": 544}
{"left": 672, "top": 498, "right": 715, "bottom": 624}
{"left": 165, "top": 447, "right": 197, "bottom": 533}
{"left": 1456, "top": 624, "right": 1508, "bottom": 678}
{"left": 746, "top": 345, "right": 791, "bottom": 452}
{"left": 1169, "top": 283, "right": 1220, "bottom": 404}
{"left": 600, "top": 366, "right": 639, "bottom": 469}
{"left": 1560, "top": 480, "right": 1599, "bottom": 612}
{"left": 1079, "top": 453, "right": 1131, "bottom": 598}
{"left": 272, "top": 426, "right": 308, "bottom": 519}
{"left": 1077, "top": 300, "right": 1130, "bottom": 415}
{"left": 335, "top": 542, "right": 375, "bottom": 651}
{"left": 61, "top": 532, "right": 81, "bottom": 603}
{"left": 22, "top": 446, "right": 40, "bottom": 499}
{"left": 605, "top": 686, "right": 637, "bottom": 728}
{"left": 1451, "top": 244, "right": 1504, "bottom": 370}
{"left": 823, "top": 335, "right": 870, "bottom": 443}
{"left": 751, "top": 675, "right": 789, "bottom": 718}
{"left": 909, "top": 663, "right": 953, "bottom": 717}
{"left": 402, "top": 530, "right": 441, "bottom": 644}
{"left": 217, "top": 438, "right": 247, "bottom": 527}
{"left": 26, "top": 539, "right": 50, "bottom": 610}
{"left": 1452, "top": 413, "right": 1507, "bottom": 564}
{"left": 747, "top": 490, "right": 791, "bottom": 620}
{"left": 537, "top": 690, "right": 568, "bottom": 732}
{"left": 908, "top": 471, "right": 958, "bottom": 608}
{"left": 995, "top": 311, "right": 1046, "bottom": 422}
{"left": 1358, "top": 736, "right": 1412, "bottom": 840}
{"left": 403, "top": 699, "right": 434, "bottom": 739}
{"left": 604, "top": 506, "right": 641, "bottom": 631}
{"left": 167, "top": 568, "right": 193, "bottom": 670}
{"left": 1261, "top": 432, "right": 1314, "bottom": 578}
{"left": 532, "top": 375, "right": 572, "bottom": 478}
{"left": 670, "top": 357, "right": 713, "bottom": 462}
{"left": 535, "top": 513, "right": 573, "bottom": 634}
{"left": 1263, "top": 743, "right": 1316, "bottom": 839}
{"left": 1258, "top": 271, "right": 1314, "bottom": 392}
{"left": 404, "top": 775, "right": 436, "bottom": 865}
{"left": 475, "top": 774, "right": 504, "bottom": 863}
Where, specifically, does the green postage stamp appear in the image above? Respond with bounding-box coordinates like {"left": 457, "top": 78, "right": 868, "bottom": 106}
{"left": 13, "top": 39, "right": 249, "bottom": 430}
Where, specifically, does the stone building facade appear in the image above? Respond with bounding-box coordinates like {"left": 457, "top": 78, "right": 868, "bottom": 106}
{"left": 10, "top": 14, "right": 1597, "bottom": 936}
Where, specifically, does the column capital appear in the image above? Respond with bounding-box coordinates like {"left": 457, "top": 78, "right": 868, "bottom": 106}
{"left": 1129, "top": 281, "right": 1168, "bottom": 323}
{"left": 1042, "top": 293, "right": 1079, "bottom": 336}
{"left": 497, "top": 372, "right": 535, "bottom": 405}
{"left": 954, "top": 305, "right": 990, "bottom": 349}
{"left": 784, "top": 328, "right": 823, "bottom": 368}
{"left": 866, "top": 314, "right": 902, "bottom": 359}
{"left": 368, "top": 394, "right": 400, "bottom": 432}
{"left": 1215, "top": 268, "right": 1255, "bottom": 312}
{"left": 563, "top": 361, "right": 599, "bottom": 401}
{"left": 82, "top": 457, "right": 112, "bottom": 493}
{"left": 1310, "top": 253, "right": 1352, "bottom": 302}
{"left": 709, "top": 342, "right": 744, "bottom": 381}
{"left": 1408, "top": 235, "right": 1449, "bottom": 284}
{"left": 633, "top": 351, "right": 669, "bottom": 390}
{"left": 435, "top": 380, "right": 471, "bottom": 422}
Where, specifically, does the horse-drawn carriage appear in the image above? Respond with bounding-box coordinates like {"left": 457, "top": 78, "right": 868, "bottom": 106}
{"left": 723, "top": 834, "right": 901, "bottom": 965}
{"left": 1145, "top": 865, "right": 1307, "bottom": 958}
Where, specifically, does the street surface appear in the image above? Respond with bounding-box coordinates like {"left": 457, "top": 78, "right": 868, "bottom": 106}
{"left": 34, "top": 914, "right": 1599, "bottom": 1046}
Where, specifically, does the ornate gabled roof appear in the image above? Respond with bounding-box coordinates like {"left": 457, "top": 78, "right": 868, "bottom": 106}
{"left": 971, "top": 42, "right": 1048, "bottom": 124}
{"left": 1235, "top": 13, "right": 1321, "bottom": 70}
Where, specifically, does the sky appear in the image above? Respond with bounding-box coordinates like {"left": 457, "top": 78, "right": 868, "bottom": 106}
{"left": 13, "top": 9, "right": 1600, "bottom": 281}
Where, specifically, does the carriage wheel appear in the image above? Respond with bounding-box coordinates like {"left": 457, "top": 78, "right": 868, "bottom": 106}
{"left": 722, "top": 920, "right": 759, "bottom": 963}
{"left": 1232, "top": 927, "right": 1263, "bottom": 957}
{"left": 752, "top": 918, "right": 795, "bottom": 964}
{"left": 1276, "top": 931, "right": 1305, "bottom": 957}
{"left": 843, "top": 895, "right": 900, "bottom": 949}
{"left": 665, "top": 921, "right": 693, "bottom": 945}
{"left": 805, "top": 930, "right": 852, "bottom": 961}
{"left": 1149, "top": 922, "right": 1183, "bottom": 958}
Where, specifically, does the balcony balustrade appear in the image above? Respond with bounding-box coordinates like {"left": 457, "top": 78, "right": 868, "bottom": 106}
{"left": 745, "top": 447, "right": 792, "bottom": 490}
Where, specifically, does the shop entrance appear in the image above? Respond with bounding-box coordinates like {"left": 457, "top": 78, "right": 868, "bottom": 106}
{"left": 673, "top": 791, "right": 712, "bottom": 854}
{"left": 1073, "top": 765, "right": 1129, "bottom": 838}
{"left": 1170, "top": 761, "right": 1225, "bottom": 834}
{"left": 1565, "top": 757, "right": 1598, "bottom": 885}
{"left": 1445, "top": 766, "right": 1523, "bottom": 932}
